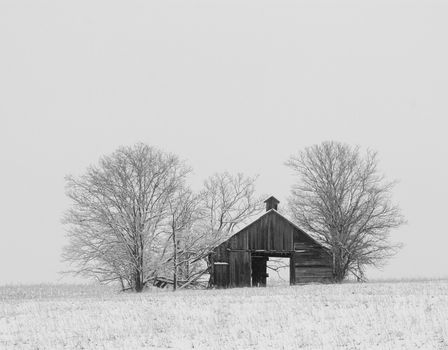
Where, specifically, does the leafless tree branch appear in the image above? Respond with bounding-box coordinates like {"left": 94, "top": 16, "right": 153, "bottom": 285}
{"left": 286, "top": 141, "right": 405, "bottom": 281}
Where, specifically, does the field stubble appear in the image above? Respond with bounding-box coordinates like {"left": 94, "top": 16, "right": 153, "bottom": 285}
{"left": 0, "top": 280, "right": 447, "bottom": 349}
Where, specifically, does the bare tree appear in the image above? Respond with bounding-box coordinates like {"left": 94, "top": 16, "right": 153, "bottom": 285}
{"left": 166, "top": 188, "right": 201, "bottom": 290}
{"left": 201, "top": 172, "right": 264, "bottom": 237}
{"left": 144, "top": 172, "right": 264, "bottom": 290}
{"left": 286, "top": 141, "right": 405, "bottom": 282}
{"left": 201, "top": 172, "right": 265, "bottom": 286}
{"left": 63, "top": 143, "right": 190, "bottom": 292}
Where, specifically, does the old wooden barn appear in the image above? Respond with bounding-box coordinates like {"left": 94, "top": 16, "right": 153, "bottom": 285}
{"left": 209, "top": 196, "right": 334, "bottom": 288}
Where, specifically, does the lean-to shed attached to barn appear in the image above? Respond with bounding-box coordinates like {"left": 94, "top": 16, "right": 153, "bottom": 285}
{"left": 209, "top": 196, "right": 334, "bottom": 288}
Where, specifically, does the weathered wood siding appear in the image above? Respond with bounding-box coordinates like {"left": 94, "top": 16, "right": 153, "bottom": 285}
{"left": 229, "top": 251, "right": 251, "bottom": 287}
{"left": 292, "top": 246, "right": 333, "bottom": 283}
{"left": 246, "top": 211, "right": 294, "bottom": 251}
{"left": 213, "top": 263, "right": 229, "bottom": 288}
{"left": 210, "top": 210, "right": 334, "bottom": 288}
{"left": 291, "top": 233, "right": 333, "bottom": 284}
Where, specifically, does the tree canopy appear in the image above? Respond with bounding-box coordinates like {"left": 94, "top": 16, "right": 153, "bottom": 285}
{"left": 63, "top": 143, "right": 263, "bottom": 291}
{"left": 286, "top": 141, "right": 405, "bottom": 281}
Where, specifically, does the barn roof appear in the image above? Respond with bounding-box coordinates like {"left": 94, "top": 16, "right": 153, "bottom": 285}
{"left": 214, "top": 207, "right": 327, "bottom": 251}
{"left": 264, "top": 196, "right": 280, "bottom": 204}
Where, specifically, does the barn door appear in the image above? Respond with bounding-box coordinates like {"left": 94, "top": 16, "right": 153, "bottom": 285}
{"left": 229, "top": 251, "right": 251, "bottom": 287}
{"left": 251, "top": 256, "right": 268, "bottom": 287}
{"left": 213, "top": 263, "right": 229, "bottom": 288}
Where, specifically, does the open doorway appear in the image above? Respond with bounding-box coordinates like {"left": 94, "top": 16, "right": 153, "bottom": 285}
{"left": 251, "top": 254, "right": 291, "bottom": 287}
{"left": 267, "top": 257, "right": 290, "bottom": 287}
{"left": 251, "top": 256, "right": 268, "bottom": 287}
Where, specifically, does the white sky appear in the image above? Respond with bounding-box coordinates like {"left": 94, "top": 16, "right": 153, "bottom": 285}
{"left": 1, "top": 0, "right": 447, "bottom": 283}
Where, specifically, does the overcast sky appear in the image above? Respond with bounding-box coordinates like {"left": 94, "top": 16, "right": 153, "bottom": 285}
{"left": 1, "top": 0, "right": 447, "bottom": 284}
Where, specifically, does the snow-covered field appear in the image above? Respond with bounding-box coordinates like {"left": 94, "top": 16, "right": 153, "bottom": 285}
{"left": 1, "top": 280, "right": 447, "bottom": 350}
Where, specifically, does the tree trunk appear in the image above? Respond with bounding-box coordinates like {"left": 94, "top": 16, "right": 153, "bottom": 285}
{"left": 185, "top": 254, "right": 190, "bottom": 281}
{"left": 134, "top": 270, "right": 144, "bottom": 292}
{"left": 207, "top": 256, "right": 214, "bottom": 288}
{"left": 332, "top": 248, "right": 347, "bottom": 282}
{"left": 132, "top": 228, "right": 145, "bottom": 293}
{"left": 172, "top": 229, "right": 178, "bottom": 291}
